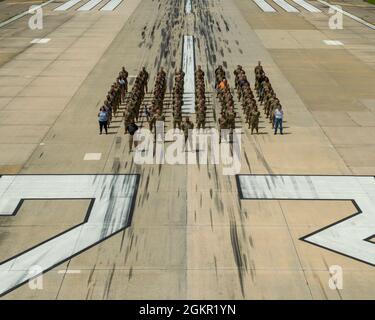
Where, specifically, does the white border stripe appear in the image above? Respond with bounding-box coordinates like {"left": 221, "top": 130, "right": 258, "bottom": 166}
{"left": 77, "top": 0, "right": 103, "bottom": 11}
{"left": 253, "top": 0, "right": 276, "bottom": 12}
{"left": 0, "top": 0, "right": 55, "bottom": 28}
{"left": 291, "top": 0, "right": 321, "bottom": 12}
{"left": 100, "top": 0, "right": 123, "bottom": 11}
{"left": 318, "top": 0, "right": 375, "bottom": 30}
{"left": 273, "top": 0, "right": 299, "bottom": 12}
{"left": 182, "top": 35, "right": 195, "bottom": 114}
{"left": 54, "top": 0, "right": 82, "bottom": 11}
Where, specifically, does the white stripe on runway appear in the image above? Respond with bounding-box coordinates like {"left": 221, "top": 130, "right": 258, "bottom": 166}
{"left": 77, "top": 0, "right": 103, "bottom": 11}
{"left": 318, "top": 0, "right": 375, "bottom": 30}
{"left": 182, "top": 35, "right": 195, "bottom": 114}
{"left": 272, "top": 0, "right": 299, "bottom": 12}
{"left": 253, "top": 0, "right": 276, "bottom": 12}
{"left": 0, "top": 174, "right": 139, "bottom": 297}
{"left": 237, "top": 175, "right": 375, "bottom": 266}
{"left": 185, "top": 0, "right": 192, "bottom": 14}
{"left": 100, "top": 0, "right": 123, "bottom": 11}
{"left": 291, "top": 0, "right": 321, "bottom": 12}
{"left": 0, "top": 0, "right": 55, "bottom": 28}
{"left": 54, "top": 0, "right": 82, "bottom": 11}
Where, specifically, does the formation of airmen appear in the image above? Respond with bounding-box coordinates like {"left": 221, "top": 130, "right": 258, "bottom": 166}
{"left": 234, "top": 65, "right": 260, "bottom": 134}
{"left": 254, "top": 61, "right": 282, "bottom": 129}
{"left": 172, "top": 69, "right": 185, "bottom": 130}
{"left": 102, "top": 67, "right": 127, "bottom": 127}
{"left": 215, "top": 65, "right": 236, "bottom": 141}
{"left": 148, "top": 68, "right": 167, "bottom": 132}
{"left": 195, "top": 65, "right": 207, "bottom": 130}
{"left": 123, "top": 67, "right": 148, "bottom": 134}
{"left": 98, "top": 62, "right": 284, "bottom": 143}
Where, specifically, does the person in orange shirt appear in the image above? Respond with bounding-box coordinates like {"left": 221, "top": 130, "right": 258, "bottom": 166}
{"left": 218, "top": 78, "right": 227, "bottom": 91}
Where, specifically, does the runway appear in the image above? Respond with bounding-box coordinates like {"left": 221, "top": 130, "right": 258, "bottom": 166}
{"left": 0, "top": 0, "right": 375, "bottom": 299}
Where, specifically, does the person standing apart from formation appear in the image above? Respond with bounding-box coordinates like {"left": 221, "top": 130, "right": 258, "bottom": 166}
{"left": 274, "top": 105, "right": 284, "bottom": 135}
{"left": 182, "top": 117, "right": 194, "bottom": 151}
{"left": 127, "top": 120, "right": 139, "bottom": 152}
{"left": 98, "top": 107, "right": 108, "bottom": 135}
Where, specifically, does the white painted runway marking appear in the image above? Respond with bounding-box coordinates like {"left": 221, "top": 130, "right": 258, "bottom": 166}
{"left": 291, "top": 0, "right": 321, "bottom": 12}
{"left": 57, "top": 269, "right": 81, "bottom": 274}
{"left": 324, "top": 40, "right": 343, "bottom": 46}
{"left": 83, "top": 153, "right": 102, "bottom": 160}
{"left": 30, "top": 38, "right": 51, "bottom": 44}
{"left": 185, "top": 0, "right": 192, "bottom": 14}
{"left": 54, "top": 0, "right": 82, "bottom": 11}
{"left": 182, "top": 35, "right": 195, "bottom": 114}
{"left": 252, "top": 0, "right": 276, "bottom": 12}
{"left": 237, "top": 175, "right": 375, "bottom": 266}
{"left": 77, "top": 0, "right": 103, "bottom": 11}
{"left": 100, "top": 0, "right": 123, "bottom": 11}
{"left": 0, "top": 0, "right": 55, "bottom": 29}
{"left": 318, "top": 0, "right": 375, "bottom": 30}
{"left": 0, "top": 174, "right": 139, "bottom": 296}
{"left": 272, "top": 0, "right": 299, "bottom": 12}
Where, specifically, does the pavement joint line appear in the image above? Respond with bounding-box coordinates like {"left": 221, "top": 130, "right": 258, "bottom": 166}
{"left": 0, "top": 0, "right": 55, "bottom": 29}
{"left": 318, "top": 0, "right": 375, "bottom": 30}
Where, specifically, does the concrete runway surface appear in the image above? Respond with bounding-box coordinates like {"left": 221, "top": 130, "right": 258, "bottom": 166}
{"left": 0, "top": 0, "right": 375, "bottom": 299}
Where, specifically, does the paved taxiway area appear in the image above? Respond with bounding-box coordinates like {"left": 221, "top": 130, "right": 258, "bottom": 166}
{"left": 0, "top": 0, "right": 375, "bottom": 299}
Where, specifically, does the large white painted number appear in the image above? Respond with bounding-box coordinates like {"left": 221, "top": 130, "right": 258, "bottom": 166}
{"left": 0, "top": 174, "right": 139, "bottom": 296}
{"left": 237, "top": 175, "right": 375, "bottom": 266}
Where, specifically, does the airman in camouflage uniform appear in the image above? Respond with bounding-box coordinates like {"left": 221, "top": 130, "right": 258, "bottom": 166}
{"left": 250, "top": 106, "right": 260, "bottom": 134}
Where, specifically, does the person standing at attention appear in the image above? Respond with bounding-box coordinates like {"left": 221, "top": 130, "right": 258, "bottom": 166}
{"left": 127, "top": 120, "right": 139, "bottom": 152}
{"left": 98, "top": 107, "right": 108, "bottom": 135}
{"left": 274, "top": 105, "right": 284, "bottom": 135}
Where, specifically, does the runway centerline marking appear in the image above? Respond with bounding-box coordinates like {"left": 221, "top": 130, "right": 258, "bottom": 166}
{"left": 237, "top": 174, "right": 375, "bottom": 266}
{"left": 182, "top": 35, "right": 196, "bottom": 114}
{"left": 0, "top": 174, "right": 139, "bottom": 297}
{"left": 185, "top": 0, "right": 192, "bottom": 14}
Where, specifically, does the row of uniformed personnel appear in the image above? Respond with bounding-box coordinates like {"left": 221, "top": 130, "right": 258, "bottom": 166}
{"left": 255, "top": 62, "right": 283, "bottom": 130}
{"left": 195, "top": 65, "right": 207, "bottom": 130}
{"left": 123, "top": 67, "right": 148, "bottom": 134}
{"left": 234, "top": 65, "right": 260, "bottom": 134}
{"left": 215, "top": 65, "right": 236, "bottom": 139}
